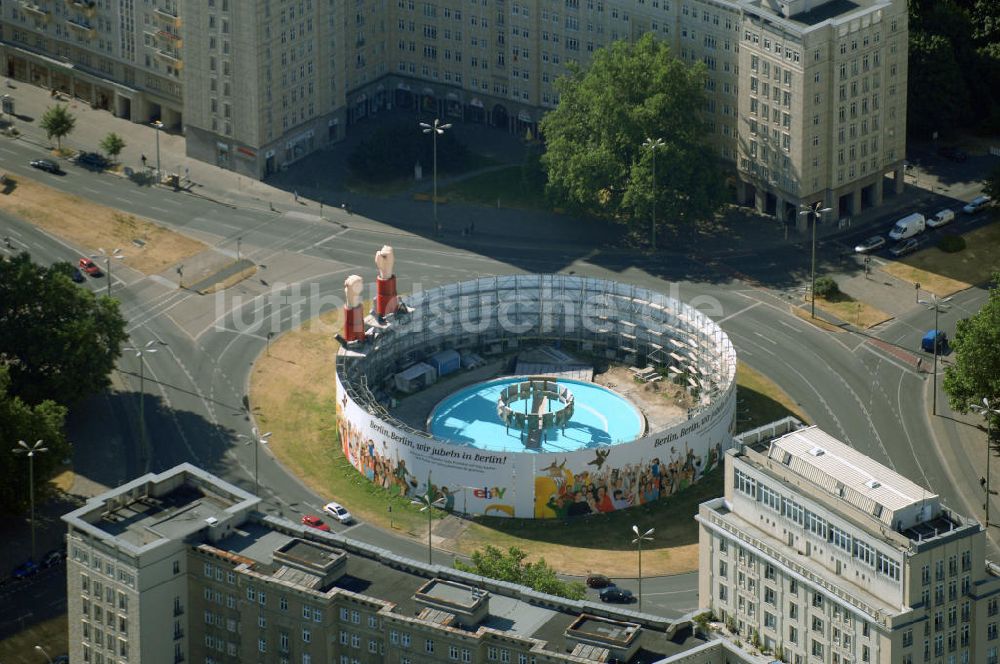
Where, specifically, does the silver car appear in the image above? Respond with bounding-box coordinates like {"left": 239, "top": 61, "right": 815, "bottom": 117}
{"left": 854, "top": 235, "right": 886, "bottom": 254}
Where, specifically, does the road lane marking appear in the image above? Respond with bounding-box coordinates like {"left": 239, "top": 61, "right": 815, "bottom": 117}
{"left": 779, "top": 320, "right": 801, "bottom": 333}
{"left": 753, "top": 331, "right": 778, "bottom": 345}
{"left": 716, "top": 300, "right": 761, "bottom": 324}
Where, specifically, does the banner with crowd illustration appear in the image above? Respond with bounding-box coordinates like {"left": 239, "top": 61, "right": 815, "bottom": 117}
{"left": 335, "top": 369, "right": 737, "bottom": 519}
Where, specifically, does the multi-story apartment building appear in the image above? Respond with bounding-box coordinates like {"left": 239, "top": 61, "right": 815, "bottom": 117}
{"left": 698, "top": 425, "right": 1000, "bottom": 664}
{"left": 64, "top": 463, "right": 725, "bottom": 664}
{"left": 1, "top": 0, "right": 907, "bottom": 219}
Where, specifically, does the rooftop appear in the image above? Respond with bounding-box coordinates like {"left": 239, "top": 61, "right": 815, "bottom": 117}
{"left": 790, "top": 0, "right": 860, "bottom": 25}
{"left": 767, "top": 426, "right": 937, "bottom": 527}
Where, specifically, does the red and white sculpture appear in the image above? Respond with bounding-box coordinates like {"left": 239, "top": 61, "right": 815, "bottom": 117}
{"left": 342, "top": 274, "right": 365, "bottom": 342}
{"left": 374, "top": 245, "right": 398, "bottom": 317}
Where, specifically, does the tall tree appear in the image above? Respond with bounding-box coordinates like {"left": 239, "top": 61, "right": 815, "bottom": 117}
{"left": 0, "top": 253, "right": 127, "bottom": 406}
{"left": 944, "top": 273, "right": 1000, "bottom": 418}
{"left": 539, "top": 32, "right": 725, "bottom": 234}
{"left": 39, "top": 104, "right": 76, "bottom": 151}
{"left": 99, "top": 132, "right": 126, "bottom": 164}
{"left": 906, "top": 33, "right": 970, "bottom": 138}
{"left": 454, "top": 545, "right": 586, "bottom": 600}
{"left": 0, "top": 366, "right": 68, "bottom": 513}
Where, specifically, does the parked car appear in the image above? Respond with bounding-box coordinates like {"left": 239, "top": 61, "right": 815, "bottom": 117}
{"left": 927, "top": 209, "right": 956, "bottom": 228}
{"left": 11, "top": 559, "right": 39, "bottom": 579}
{"left": 300, "top": 515, "right": 331, "bottom": 532}
{"left": 921, "top": 329, "right": 948, "bottom": 353}
{"left": 889, "top": 238, "right": 921, "bottom": 257}
{"left": 70, "top": 267, "right": 86, "bottom": 283}
{"left": 73, "top": 151, "right": 110, "bottom": 169}
{"left": 586, "top": 574, "right": 613, "bottom": 589}
{"left": 963, "top": 195, "right": 992, "bottom": 214}
{"left": 29, "top": 158, "right": 62, "bottom": 174}
{"left": 854, "top": 235, "right": 886, "bottom": 254}
{"left": 599, "top": 586, "right": 634, "bottom": 603}
{"left": 937, "top": 146, "right": 968, "bottom": 162}
{"left": 51, "top": 656, "right": 70, "bottom": 664}
{"left": 42, "top": 549, "right": 65, "bottom": 568}
{"left": 78, "top": 258, "right": 103, "bottom": 277}
{"left": 888, "top": 213, "right": 926, "bottom": 241}
{"left": 322, "top": 501, "right": 354, "bottom": 524}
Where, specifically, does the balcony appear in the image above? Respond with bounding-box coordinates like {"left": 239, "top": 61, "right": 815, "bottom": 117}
{"left": 153, "top": 6, "right": 182, "bottom": 28}
{"left": 155, "top": 49, "right": 183, "bottom": 70}
{"left": 156, "top": 29, "right": 183, "bottom": 49}
{"left": 20, "top": 1, "right": 51, "bottom": 20}
{"left": 173, "top": 628, "right": 184, "bottom": 640}
{"left": 65, "top": 17, "right": 96, "bottom": 38}
{"left": 172, "top": 604, "right": 184, "bottom": 617}
{"left": 66, "top": 0, "right": 96, "bottom": 16}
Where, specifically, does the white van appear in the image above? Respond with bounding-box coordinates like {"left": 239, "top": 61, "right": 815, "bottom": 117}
{"left": 889, "top": 212, "right": 926, "bottom": 241}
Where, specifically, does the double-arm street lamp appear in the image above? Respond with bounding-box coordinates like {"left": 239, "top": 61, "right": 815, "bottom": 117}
{"left": 632, "top": 525, "right": 654, "bottom": 613}
{"left": 124, "top": 340, "right": 159, "bottom": 470}
{"left": 419, "top": 491, "right": 447, "bottom": 565}
{"left": 973, "top": 398, "right": 1000, "bottom": 527}
{"left": 799, "top": 202, "right": 832, "bottom": 318}
{"left": 14, "top": 440, "right": 48, "bottom": 561}
{"left": 917, "top": 294, "right": 952, "bottom": 415}
{"left": 641, "top": 137, "right": 665, "bottom": 250}
{"left": 34, "top": 644, "right": 54, "bottom": 664}
{"left": 239, "top": 427, "right": 272, "bottom": 497}
{"left": 420, "top": 119, "right": 451, "bottom": 235}
{"left": 93, "top": 247, "right": 124, "bottom": 298}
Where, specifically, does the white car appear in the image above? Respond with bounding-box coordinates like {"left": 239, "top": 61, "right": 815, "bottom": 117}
{"left": 322, "top": 501, "right": 354, "bottom": 524}
{"left": 927, "top": 209, "right": 955, "bottom": 228}
{"left": 963, "top": 195, "right": 992, "bottom": 214}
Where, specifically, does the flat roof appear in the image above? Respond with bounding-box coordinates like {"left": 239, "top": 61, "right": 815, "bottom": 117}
{"left": 767, "top": 426, "right": 938, "bottom": 525}
{"left": 791, "top": 0, "right": 860, "bottom": 25}
{"left": 568, "top": 615, "right": 641, "bottom": 645}
{"left": 419, "top": 579, "right": 487, "bottom": 608}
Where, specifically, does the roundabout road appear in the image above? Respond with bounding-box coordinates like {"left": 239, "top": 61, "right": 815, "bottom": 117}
{"left": 0, "top": 136, "right": 960, "bottom": 617}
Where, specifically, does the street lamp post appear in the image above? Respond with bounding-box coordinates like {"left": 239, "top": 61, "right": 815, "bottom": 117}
{"left": 799, "top": 202, "right": 832, "bottom": 318}
{"left": 152, "top": 120, "right": 164, "bottom": 183}
{"left": 918, "top": 295, "right": 952, "bottom": 416}
{"left": 631, "top": 525, "right": 654, "bottom": 613}
{"left": 973, "top": 398, "right": 1000, "bottom": 527}
{"left": 419, "top": 119, "right": 452, "bottom": 235}
{"left": 14, "top": 440, "right": 48, "bottom": 561}
{"left": 34, "top": 645, "right": 54, "bottom": 664}
{"left": 124, "top": 340, "right": 159, "bottom": 470}
{"left": 641, "top": 137, "right": 665, "bottom": 250}
{"left": 419, "top": 491, "right": 447, "bottom": 564}
{"left": 92, "top": 247, "right": 124, "bottom": 298}
{"left": 236, "top": 236, "right": 242, "bottom": 262}
{"left": 238, "top": 427, "right": 273, "bottom": 497}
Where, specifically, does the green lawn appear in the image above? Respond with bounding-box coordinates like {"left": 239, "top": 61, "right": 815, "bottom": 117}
{"left": 440, "top": 165, "right": 549, "bottom": 210}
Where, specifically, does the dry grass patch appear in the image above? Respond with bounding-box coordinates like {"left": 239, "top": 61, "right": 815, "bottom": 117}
{"left": 252, "top": 317, "right": 807, "bottom": 576}
{"left": 805, "top": 293, "right": 892, "bottom": 329}
{"left": 792, "top": 305, "right": 846, "bottom": 332}
{"left": 0, "top": 175, "right": 205, "bottom": 274}
{"left": 198, "top": 265, "right": 259, "bottom": 294}
{"left": 879, "top": 222, "right": 1000, "bottom": 295}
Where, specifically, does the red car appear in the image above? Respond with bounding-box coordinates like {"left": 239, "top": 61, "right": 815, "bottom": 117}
{"left": 79, "top": 258, "right": 104, "bottom": 277}
{"left": 300, "top": 515, "right": 331, "bottom": 532}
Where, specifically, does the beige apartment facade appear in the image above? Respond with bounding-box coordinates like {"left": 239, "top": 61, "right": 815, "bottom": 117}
{"left": 698, "top": 426, "right": 1000, "bottom": 664}
{"left": 2, "top": 0, "right": 907, "bottom": 216}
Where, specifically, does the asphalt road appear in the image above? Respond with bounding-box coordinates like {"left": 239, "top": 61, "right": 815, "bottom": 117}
{"left": 0, "top": 133, "right": 990, "bottom": 619}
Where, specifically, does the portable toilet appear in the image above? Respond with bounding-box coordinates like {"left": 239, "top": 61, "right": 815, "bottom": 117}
{"left": 429, "top": 349, "right": 461, "bottom": 377}
{"left": 921, "top": 329, "right": 947, "bottom": 353}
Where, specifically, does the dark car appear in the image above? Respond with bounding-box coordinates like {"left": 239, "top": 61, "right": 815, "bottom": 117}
{"left": 70, "top": 267, "right": 86, "bottom": 283}
{"left": 52, "top": 656, "right": 69, "bottom": 664}
{"left": 11, "top": 559, "right": 39, "bottom": 579}
{"left": 42, "top": 549, "right": 65, "bottom": 568}
{"left": 599, "top": 586, "right": 634, "bottom": 603}
{"left": 937, "top": 146, "right": 968, "bottom": 163}
{"left": 889, "top": 238, "right": 921, "bottom": 258}
{"left": 30, "top": 158, "right": 62, "bottom": 174}
{"left": 586, "top": 574, "right": 612, "bottom": 589}
{"left": 74, "top": 151, "right": 110, "bottom": 169}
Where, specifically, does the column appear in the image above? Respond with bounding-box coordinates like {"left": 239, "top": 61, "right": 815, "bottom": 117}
{"left": 851, "top": 188, "right": 862, "bottom": 215}
{"left": 737, "top": 180, "right": 748, "bottom": 206}
{"left": 894, "top": 166, "right": 905, "bottom": 195}
{"left": 872, "top": 177, "right": 883, "bottom": 207}
{"left": 775, "top": 193, "right": 786, "bottom": 223}
{"left": 754, "top": 188, "right": 766, "bottom": 214}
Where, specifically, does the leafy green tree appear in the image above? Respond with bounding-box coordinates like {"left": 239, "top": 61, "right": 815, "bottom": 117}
{"left": 39, "top": 104, "right": 76, "bottom": 151}
{"left": 944, "top": 273, "right": 1000, "bottom": 425}
{"left": 0, "top": 365, "right": 68, "bottom": 513}
{"left": 539, "top": 32, "right": 725, "bottom": 235}
{"left": 983, "top": 163, "right": 1000, "bottom": 205}
{"left": 99, "top": 132, "right": 126, "bottom": 164}
{"left": 906, "top": 33, "right": 970, "bottom": 138}
{"left": 455, "top": 545, "right": 586, "bottom": 600}
{"left": 0, "top": 253, "right": 127, "bottom": 406}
